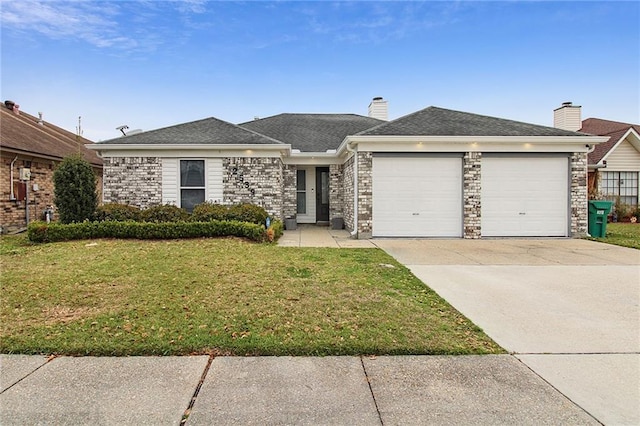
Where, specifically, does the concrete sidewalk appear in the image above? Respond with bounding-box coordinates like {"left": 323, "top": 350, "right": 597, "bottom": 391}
{"left": 1, "top": 354, "right": 597, "bottom": 425}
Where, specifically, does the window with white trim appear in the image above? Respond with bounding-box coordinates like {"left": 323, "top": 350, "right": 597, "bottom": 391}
{"left": 296, "top": 169, "right": 306, "bottom": 214}
{"left": 180, "top": 160, "right": 205, "bottom": 212}
{"left": 599, "top": 171, "right": 639, "bottom": 206}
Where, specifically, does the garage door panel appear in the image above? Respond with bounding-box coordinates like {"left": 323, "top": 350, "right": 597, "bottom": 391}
{"left": 373, "top": 156, "right": 462, "bottom": 237}
{"left": 482, "top": 156, "right": 568, "bottom": 237}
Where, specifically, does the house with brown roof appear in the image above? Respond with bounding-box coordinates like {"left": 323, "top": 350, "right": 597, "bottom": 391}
{"left": 554, "top": 102, "right": 640, "bottom": 209}
{"left": 0, "top": 101, "right": 103, "bottom": 233}
{"left": 89, "top": 98, "right": 608, "bottom": 239}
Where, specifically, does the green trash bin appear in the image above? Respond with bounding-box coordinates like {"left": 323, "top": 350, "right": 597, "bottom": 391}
{"left": 588, "top": 200, "right": 613, "bottom": 238}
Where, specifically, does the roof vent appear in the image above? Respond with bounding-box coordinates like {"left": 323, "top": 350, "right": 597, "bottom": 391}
{"left": 38, "top": 112, "right": 44, "bottom": 125}
{"left": 4, "top": 100, "right": 20, "bottom": 114}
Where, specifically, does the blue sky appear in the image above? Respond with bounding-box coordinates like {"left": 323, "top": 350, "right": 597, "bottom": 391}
{"left": 1, "top": 0, "right": 638, "bottom": 141}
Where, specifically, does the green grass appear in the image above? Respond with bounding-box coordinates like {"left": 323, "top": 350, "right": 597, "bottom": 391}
{"left": 587, "top": 223, "right": 640, "bottom": 249}
{"left": 0, "top": 235, "right": 502, "bottom": 356}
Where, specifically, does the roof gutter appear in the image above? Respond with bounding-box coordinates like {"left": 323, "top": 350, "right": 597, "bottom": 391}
{"left": 86, "top": 143, "right": 290, "bottom": 152}
{"left": 87, "top": 143, "right": 292, "bottom": 159}
{"left": 342, "top": 135, "right": 610, "bottom": 144}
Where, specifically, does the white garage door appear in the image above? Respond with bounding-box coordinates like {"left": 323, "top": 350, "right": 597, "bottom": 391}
{"left": 482, "top": 156, "right": 569, "bottom": 237}
{"left": 372, "top": 155, "right": 462, "bottom": 237}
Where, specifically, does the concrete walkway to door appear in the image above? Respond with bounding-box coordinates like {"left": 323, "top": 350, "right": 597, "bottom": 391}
{"left": 374, "top": 238, "right": 639, "bottom": 426}
{"left": 278, "top": 224, "right": 377, "bottom": 248}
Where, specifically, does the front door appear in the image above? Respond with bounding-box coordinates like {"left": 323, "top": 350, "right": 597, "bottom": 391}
{"left": 315, "top": 167, "right": 330, "bottom": 223}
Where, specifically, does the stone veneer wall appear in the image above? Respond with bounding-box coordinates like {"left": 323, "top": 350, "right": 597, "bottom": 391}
{"left": 282, "top": 164, "right": 297, "bottom": 220}
{"left": 570, "top": 152, "right": 588, "bottom": 236}
{"left": 357, "top": 152, "right": 373, "bottom": 237}
{"left": 223, "top": 157, "right": 283, "bottom": 220}
{"left": 329, "top": 164, "right": 343, "bottom": 223}
{"left": 102, "top": 157, "right": 160, "bottom": 209}
{"left": 463, "top": 152, "right": 482, "bottom": 239}
{"left": 342, "top": 156, "right": 355, "bottom": 233}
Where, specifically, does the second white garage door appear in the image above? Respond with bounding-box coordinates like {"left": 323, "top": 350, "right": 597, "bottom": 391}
{"left": 372, "top": 155, "right": 462, "bottom": 237}
{"left": 481, "top": 155, "right": 569, "bottom": 237}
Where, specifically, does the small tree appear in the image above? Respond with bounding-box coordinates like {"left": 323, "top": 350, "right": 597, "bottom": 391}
{"left": 53, "top": 155, "right": 98, "bottom": 223}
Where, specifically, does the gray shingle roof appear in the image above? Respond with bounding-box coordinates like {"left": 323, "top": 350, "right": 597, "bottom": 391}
{"left": 96, "top": 116, "right": 283, "bottom": 145}
{"left": 358, "top": 106, "right": 588, "bottom": 137}
{"left": 239, "top": 114, "right": 384, "bottom": 151}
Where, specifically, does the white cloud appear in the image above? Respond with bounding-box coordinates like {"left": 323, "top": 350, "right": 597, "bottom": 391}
{"left": 0, "top": 0, "right": 205, "bottom": 53}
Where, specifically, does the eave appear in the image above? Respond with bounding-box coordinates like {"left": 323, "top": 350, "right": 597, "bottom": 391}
{"left": 337, "top": 135, "right": 610, "bottom": 156}
{"left": 87, "top": 143, "right": 291, "bottom": 158}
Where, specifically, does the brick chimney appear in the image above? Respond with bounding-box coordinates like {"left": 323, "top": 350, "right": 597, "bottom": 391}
{"left": 553, "top": 101, "right": 582, "bottom": 131}
{"left": 368, "top": 97, "right": 388, "bottom": 121}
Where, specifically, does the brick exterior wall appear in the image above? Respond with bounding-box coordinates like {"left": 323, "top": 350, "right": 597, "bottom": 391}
{"left": 1, "top": 154, "right": 102, "bottom": 233}
{"left": 102, "top": 157, "right": 161, "bottom": 209}
{"left": 329, "top": 164, "right": 343, "bottom": 223}
{"left": 282, "top": 164, "right": 297, "bottom": 220}
{"left": 343, "top": 156, "right": 355, "bottom": 233}
{"left": 95, "top": 150, "right": 590, "bottom": 239}
{"left": 357, "top": 152, "right": 373, "bottom": 237}
{"left": 223, "top": 157, "right": 283, "bottom": 220}
{"left": 570, "top": 152, "right": 588, "bottom": 236}
{"left": 463, "top": 152, "right": 482, "bottom": 239}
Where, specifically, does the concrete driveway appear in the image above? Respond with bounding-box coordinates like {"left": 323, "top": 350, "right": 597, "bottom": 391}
{"left": 374, "top": 238, "right": 640, "bottom": 426}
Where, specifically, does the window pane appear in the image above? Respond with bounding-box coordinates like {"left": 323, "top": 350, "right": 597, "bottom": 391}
{"left": 181, "top": 189, "right": 205, "bottom": 213}
{"left": 181, "top": 160, "right": 205, "bottom": 187}
{"left": 297, "top": 192, "right": 306, "bottom": 214}
{"left": 297, "top": 170, "right": 306, "bottom": 191}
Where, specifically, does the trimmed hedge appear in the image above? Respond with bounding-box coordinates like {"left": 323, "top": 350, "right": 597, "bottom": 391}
{"left": 91, "top": 202, "right": 270, "bottom": 226}
{"left": 28, "top": 220, "right": 267, "bottom": 243}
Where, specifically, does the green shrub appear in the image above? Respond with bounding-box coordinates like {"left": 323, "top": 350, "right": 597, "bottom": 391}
{"left": 191, "top": 202, "right": 269, "bottom": 225}
{"left": 27, "top": 220, "right": 267, "bottom": 243}
{"left": 141, "top": 204, "right": 189, "bottom": 223}
{"left": 94, "top": 203, "right": 141, "bottom": 222}
{"left": 226, "top": 203, "right": 269, "bottom": 225}
{"left": 53, "top": 155, "right": 98, "bottom": 223}
{"left": 191, "top": 202, "right": 229, "bottom": 222}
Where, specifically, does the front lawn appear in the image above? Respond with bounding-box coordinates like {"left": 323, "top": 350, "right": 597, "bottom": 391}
{"left": 587, "top": 223, "right": 640, "bottom": 249}
{"left": 0, "top": 235, "right": 502, "bottom": 356}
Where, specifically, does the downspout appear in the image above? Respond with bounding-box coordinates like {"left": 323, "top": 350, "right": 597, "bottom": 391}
{"left": 346, "top": 142, "right": 358, "bottom": 237}
{"left": 9, "top": 156, "right": 18, "bottom": 200}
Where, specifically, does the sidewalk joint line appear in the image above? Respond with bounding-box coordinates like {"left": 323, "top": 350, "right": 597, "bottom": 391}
{"left": 360, "top": 356, "right": 384, "bottom": 426}
{"left": 513, "top": 355, "right": 604, "bottom": 426}
{"left": 0, "top": 355, "right": 57, "bottom": 395}
{"left": 180, "top": 354, "right": 214, "bottom": 425}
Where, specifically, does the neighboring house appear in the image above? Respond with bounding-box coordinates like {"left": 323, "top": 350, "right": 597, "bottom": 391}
{"left": 89, "top": 98, "right": 607, "bottom": 239}
{"left": 0, "top": 101, "right": 103, "bottom": 233}
{"left": 554, "top": 102, "right": 640, "bottom": 207}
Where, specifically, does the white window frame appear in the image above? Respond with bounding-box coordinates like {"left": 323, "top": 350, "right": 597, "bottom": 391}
{"left": 180, "top": 159, "right": 206, "bottom": 212}
{"left": 296, "top": 169, "right": 306, "bottom": 215}
{"left": 599, "top": 171, "right": 639, "bottom": 206}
